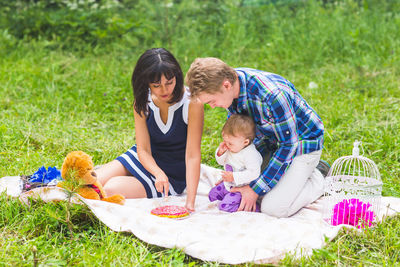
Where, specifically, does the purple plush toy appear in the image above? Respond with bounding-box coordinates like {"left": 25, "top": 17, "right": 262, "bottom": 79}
{"left": 208, "top": 164, "right": 260, "bottom": 213}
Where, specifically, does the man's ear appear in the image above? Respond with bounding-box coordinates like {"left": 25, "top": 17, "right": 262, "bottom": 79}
{"left": 222, "top": 79, "right": 231, "bottom": 91}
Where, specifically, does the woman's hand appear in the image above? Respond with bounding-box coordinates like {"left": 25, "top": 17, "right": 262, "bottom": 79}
{"left": 184, "top": 100, "right": 204, "bottom": 214}
{"left": 155, "top": 172, "right": 169, "bottom": 197}
{"left": 185, "top": 201, "right": 195, "bottom": 213}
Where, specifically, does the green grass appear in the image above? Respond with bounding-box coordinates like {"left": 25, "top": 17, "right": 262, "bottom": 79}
{"left": 1, "top": 0, "right": 400, "bottom": 265}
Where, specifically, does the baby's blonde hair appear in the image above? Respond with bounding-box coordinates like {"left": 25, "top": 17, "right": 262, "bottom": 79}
{"left": 185, "top": 57, "right": 237, "bottom": 98}
{"left": 222, "top": 114, "right": 256, "bottom": 142}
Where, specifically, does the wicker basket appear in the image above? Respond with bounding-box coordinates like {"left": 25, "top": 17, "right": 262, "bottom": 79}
{"left": 323, "top": 141, "right": 383, "bottom": 228}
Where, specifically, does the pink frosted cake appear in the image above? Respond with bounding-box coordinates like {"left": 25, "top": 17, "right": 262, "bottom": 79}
{"left": 151, "top": 205, "right": 189, "bottom": 218}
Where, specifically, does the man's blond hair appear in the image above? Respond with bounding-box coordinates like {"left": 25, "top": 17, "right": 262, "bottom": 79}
{"left": 222, "top": 114, "right": 256, "bottom": 142}
{"left": 185, "top": 57, "right": 237, "bottom": 98}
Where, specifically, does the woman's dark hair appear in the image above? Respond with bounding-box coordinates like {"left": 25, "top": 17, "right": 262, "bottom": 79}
{"left": 132, "top": 48, "right": 184, "bottom": 116}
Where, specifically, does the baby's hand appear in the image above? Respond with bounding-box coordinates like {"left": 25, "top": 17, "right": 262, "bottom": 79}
{"left": 217, "top": 142, "right": 228, "bottom": 156}
{"left": 222, "top": 171, "right": 234, "bottom": 182}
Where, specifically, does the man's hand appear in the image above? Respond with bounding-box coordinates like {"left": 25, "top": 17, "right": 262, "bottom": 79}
{"left": 230, "top": 185, "right": 259, "bottom": 212}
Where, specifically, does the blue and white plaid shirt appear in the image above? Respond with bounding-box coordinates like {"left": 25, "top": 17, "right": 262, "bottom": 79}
{"left": 228, "top": 68, "right": 324, "bottom": 196}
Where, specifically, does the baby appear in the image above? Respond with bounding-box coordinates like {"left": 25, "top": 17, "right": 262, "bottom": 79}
{"left": 209, "top": 114, "right": 263, "bottom": 212}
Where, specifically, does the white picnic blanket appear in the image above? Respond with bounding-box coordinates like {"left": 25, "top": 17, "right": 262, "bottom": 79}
{"left": 1, "top": 164, "right": 400, "bottom": 265}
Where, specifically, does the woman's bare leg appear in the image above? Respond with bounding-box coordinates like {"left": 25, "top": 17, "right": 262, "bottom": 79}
{"left": 96, "top": 160, "right": 147, "bottom": 198}
{"left": 103, "top": 176, "right": 147, "bottom": 199}
{"left": 96, "top": 160, "right": 129, "bottom": 186}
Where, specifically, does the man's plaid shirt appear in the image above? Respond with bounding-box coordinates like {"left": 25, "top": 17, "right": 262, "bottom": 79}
{"left": 228, "top": 68, "right": 324, "bottom": 196}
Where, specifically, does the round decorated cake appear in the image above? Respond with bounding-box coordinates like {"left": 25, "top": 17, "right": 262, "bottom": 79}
{"left": 151, "top": 205, "right": 190, "bottom": 218}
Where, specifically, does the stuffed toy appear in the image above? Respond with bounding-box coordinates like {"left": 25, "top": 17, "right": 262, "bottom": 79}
{"left": 57, "top": 151, "right": 125, "bottom": 205}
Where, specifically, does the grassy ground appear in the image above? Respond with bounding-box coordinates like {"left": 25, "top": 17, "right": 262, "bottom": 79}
{"left": 1, "top": 0, "right": 400, "bottom": 265}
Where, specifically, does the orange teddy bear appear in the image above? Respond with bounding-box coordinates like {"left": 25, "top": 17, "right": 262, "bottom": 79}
{"left": 57, "top": 151, "right": 125, "bottom": 205}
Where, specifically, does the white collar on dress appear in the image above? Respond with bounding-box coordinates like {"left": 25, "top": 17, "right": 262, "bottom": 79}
{"left": 148, "top": 90, "right": 189, "bottom": 134}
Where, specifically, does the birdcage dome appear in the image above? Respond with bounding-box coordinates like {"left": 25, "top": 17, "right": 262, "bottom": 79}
{"left": 323, "top": 141, "right": 383, "bottom": 228}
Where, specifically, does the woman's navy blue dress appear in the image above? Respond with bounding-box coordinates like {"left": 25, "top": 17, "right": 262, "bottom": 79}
{"left": 116, "top": 91, "right": 190, "bottom": 198}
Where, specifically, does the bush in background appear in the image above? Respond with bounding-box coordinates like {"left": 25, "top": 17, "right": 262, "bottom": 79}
{"left": 0, "top": 0, "right": 133, "bottom": 48}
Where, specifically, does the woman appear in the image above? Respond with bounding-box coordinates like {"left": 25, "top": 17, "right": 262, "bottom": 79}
{"left": 96, "top": 48, "right": 204, "bottom": 212}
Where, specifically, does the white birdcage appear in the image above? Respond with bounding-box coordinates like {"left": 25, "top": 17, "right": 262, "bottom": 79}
{"left": 323, "top": 141, "right": 383, "bottom": 228}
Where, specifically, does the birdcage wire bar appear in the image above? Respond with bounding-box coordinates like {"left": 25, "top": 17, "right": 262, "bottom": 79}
{"left": 323, "top": 142, "right": 382, "bottom": 228}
